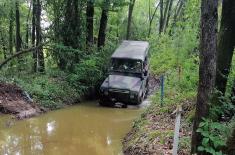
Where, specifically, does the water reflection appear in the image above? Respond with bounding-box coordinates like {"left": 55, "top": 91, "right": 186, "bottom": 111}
{"left": 0, "top": 102, "right": 142, "bottom": 155}
{"left": 107, "top": 136, "right": 112, "bottom": 145}
{"left": 47, "top": 121, "right": 56, "bottom": 136}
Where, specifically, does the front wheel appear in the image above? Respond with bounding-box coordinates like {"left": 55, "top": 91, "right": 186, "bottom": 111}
{"left": 137, "top": 93, "right": 144, "bottom": 105}
{"left": 144, "top": 78, "right": 150, "bottom": 99}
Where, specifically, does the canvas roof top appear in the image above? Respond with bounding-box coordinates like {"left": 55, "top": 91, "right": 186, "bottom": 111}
{"left": 111, "top": 40, "right": 149, "bottom": 61}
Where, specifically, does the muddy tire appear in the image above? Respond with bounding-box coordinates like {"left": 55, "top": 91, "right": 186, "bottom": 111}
{"left": 145, "top": 78, "right": 150, "bottom": 98}
{"left": 144, "top": 86, "right": 149, "bottom": 99}
{"left": 137, "top": 94, "right": 144, "bottom": 105}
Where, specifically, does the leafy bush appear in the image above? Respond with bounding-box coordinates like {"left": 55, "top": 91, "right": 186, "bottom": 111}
{"left": 197, "top": 118, "right": 229, "bottom": 155}
{"left": 67, "top": 44, "right": 116, "bottom": 93}
{"left": 0, "top": 70, "right": 80, "bottom": 109}
{"left": 196, "top": 94, "right": 235, "bottom": 155}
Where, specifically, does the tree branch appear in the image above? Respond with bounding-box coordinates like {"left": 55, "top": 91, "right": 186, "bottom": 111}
{"left": 0, "top": 42, "right": 48, "bottom": 69}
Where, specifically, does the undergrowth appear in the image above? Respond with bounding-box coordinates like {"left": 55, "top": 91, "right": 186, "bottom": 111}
{"left": 0, "top": 44, "right": 116, "bottom": 110}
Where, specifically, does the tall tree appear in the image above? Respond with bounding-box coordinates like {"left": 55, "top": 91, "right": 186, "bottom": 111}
{"left": 0, "top": 31, "right": 7, "bottom": 59}
{"left": 126, "top": 0, "right": 135, "bottom": 40}
{"left": 97, "top": 0, "right": 110, "bottom": 48}
{"left": 15, "top": 0, "right": 21, "bottom": 54}
{"left": 159, "top": 0, "right": 164, "bottom": 34}
{"left": 86, "top": 0, "right": 94, "bottom": 46}
{"left": 25, "top": 1, "right": 32, "bottom": 48}
{"left": 191, "top": 0, "right": 218, "bottom": 154}
{"left": 148, "top": 1, "right": 160, "bottom": 37}
{"left": 62, "top": 0, "right": 80, "bottom": 49}
{"left": 9, "top": 1, "right": 14, "bottom": 56}
{"left": 32, "top": 0, "right": 37, "bottom": 72}
{"left": 36, "top": 0, "right": 44, "bottom": 72}
{"left": 163, "top": 0, "right": 173, "bottom": 32}
{"left": 170, "top": 0, "right": 184, "bottom": 34}
{"left": 215, "top": 0, "right": 235, "bottom": 95}
{"left": 225, "top": 127, "right": 235, "bottom": 154}
{"left": 59, "top": 0, "right": 80, "bottom": 69}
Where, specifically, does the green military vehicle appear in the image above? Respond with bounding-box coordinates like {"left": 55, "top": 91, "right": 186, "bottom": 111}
{"left": 99, "top": 40, "right": 150, "bottom": 106}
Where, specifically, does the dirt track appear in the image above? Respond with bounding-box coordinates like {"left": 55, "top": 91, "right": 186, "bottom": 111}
{"left": 0, "top": 82, "right": 43, "bottom": 119}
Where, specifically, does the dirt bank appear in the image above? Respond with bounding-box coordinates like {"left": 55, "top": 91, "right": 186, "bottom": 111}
{"left": 0, "top": 82, "right": 43, "bottom": 119}
{"left": 122, "top": 92, "right": 194, "bottom": 154}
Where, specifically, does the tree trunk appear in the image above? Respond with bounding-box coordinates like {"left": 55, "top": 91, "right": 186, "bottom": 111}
{"left": 169, "top": 0, "right": 184, "bottom": 35}
{"left": 163, "top": 0, "right": 173, "bottom": 32}
{"left": 162, "top": 0, "right": 170, "bottom": 32}
{"left": 97, "top": 0, "right": 110, "bottom": 48}
{"left": 225, "top": 127, "right": 235, "bottom": 155}
{"left": 63, "top": 0, "right": 79, "bottom": 49}
{"left": 174, "top": 0, "right": 184, "bottom": 22}
{"left": 191, "top": 0, "right": 218, "bottom": 154}
{"left": 15, "top": 0, "right": 21, "bottom": 54}
{"left": 126, "top": 0, "right": 135, "bottom": 40}
{"left": 159, "top": 0, "right": 164, "bottom": 34}
{"left": 86, "top": 0, "right": 94, "bottom": 46}
{"left": 25, "top": 1, "right": 32, "bottom": 48}
{"left": 231, "top": 80, "right": 235, "bottom": 105}
{"left": 9, "top": 2, "right": 14, "bottom": 56}
{"left": 36, "top": 0, "right": 44, "bottom": 72}
{"left": 215, "top": 0, "right": 235, "bottom": 95}
{"left": 148, "top": 2, "right": 160, "bottom": 37}
{"left": 1, "top": 32, "right": 7, "bottom": 59}
{"left": 60, "top": 0, "right": 80, "bottom": 70}
{"left": 32, "top": 0, "right": 37, "bottom": 72}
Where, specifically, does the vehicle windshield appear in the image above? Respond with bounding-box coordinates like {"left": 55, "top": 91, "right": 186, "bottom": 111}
{"left": 110, "top": 58, "right": 142, "bottom": 73}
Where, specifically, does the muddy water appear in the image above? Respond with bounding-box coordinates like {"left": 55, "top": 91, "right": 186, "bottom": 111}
{"left": 0, "top": 101, "right": 143, "bottom": 155}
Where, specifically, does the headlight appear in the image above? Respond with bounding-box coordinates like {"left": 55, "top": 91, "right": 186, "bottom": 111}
{"left": 130, "top": 92, "right": 138, "bottom": 99}
{"left": 104, "top": 90, "right": 109, "bottom": 96}
{"left": 100, "top": 88, "right": 108, "bottom": 95}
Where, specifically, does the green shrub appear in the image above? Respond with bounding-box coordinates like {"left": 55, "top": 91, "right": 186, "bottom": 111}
{"left": 197, "top": 118, "right": 229, "bottom": 155}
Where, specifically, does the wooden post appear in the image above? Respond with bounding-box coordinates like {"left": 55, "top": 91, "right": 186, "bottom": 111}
{"left": 160, "top": 75, "right": 164, "bottom": 107}
{"left": 172, "top": 106, "right": 182, "bottom": 155}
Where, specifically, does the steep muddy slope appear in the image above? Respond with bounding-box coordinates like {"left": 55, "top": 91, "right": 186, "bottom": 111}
{"left": 0, "top": 82, "right": 43, "bottom": 119}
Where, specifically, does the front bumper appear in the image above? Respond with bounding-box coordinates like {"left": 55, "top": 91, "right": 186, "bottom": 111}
{"left": 100, "top": 89, "right": 139, "bottom": 105}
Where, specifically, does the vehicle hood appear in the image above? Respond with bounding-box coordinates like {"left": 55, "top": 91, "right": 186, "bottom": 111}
{"left": 108, "top": 74, "right": 142, "bottom": 91}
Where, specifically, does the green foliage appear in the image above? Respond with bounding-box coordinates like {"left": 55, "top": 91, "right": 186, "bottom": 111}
{"left": 67, "top": 44, "right": 115, "bottom": 92}
{"left": 210, "top": 93, "right": 235, "bottom": 120}
{"left": 150, "top": 35, "right": 199, "bottom": 108}
{"left": 0, "top": 70, "right": 80, "bottom": 109}
{"left": 197, "top": 95, "right": 235, "bottom": 155}
{"left": 146, "top": 1, "right": 200, "bottom": 124}
{"left": 197, "top": 118, "right": 228, "bottom": 155}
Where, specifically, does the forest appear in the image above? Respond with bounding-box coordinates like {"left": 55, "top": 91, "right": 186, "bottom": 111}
{"left": 0, "top": 0, "right": 235, "bottom": 154}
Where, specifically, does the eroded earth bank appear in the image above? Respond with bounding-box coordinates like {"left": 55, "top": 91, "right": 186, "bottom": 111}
{"left": 0, "top": 82, "right": 43, "bottom": 119}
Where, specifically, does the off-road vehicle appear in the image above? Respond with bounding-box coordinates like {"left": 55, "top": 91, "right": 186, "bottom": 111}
{"left": 99, "top": 40, "right": 150, "bottom": 106}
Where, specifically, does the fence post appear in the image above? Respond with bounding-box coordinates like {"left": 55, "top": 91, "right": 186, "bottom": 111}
{"left": 172, "top": 106, "right": 183, "bottom": 155}
{"left": 160, "top": 75, "right": 164, "bottom": 107}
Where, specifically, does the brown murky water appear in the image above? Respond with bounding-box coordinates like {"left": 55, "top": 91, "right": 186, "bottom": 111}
{"left": 0, "top": 101, "right": 143, "bottom": 155}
